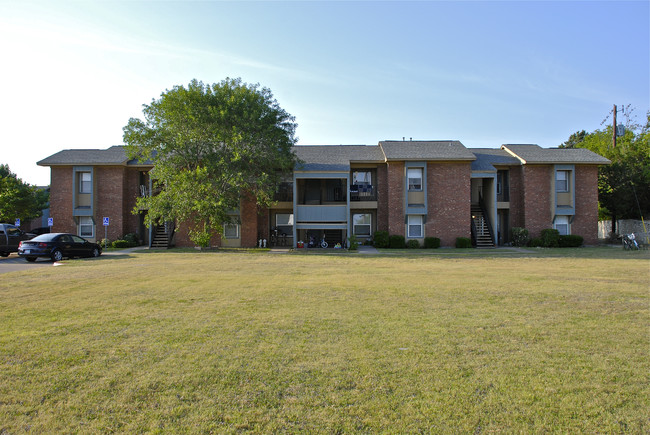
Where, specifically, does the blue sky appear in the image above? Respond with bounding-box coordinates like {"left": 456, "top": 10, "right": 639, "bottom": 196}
{"left": 1, "top": 0, "right": 648, "bottom": 185}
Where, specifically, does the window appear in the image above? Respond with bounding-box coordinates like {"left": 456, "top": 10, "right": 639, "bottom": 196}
{"left": 224, "top": 223, "right": 239, "bottom": 239}
{"left": 353, "top": 171, "right": 371, "bottom": 185}
{"left": 79, "top": 172, "right": 92, "bottom": 194}
{"left": 407, "top": 215, "right": 423, "bottom": 238}
{"left": 407, "top": 168, "right": 423, "bottom": 191}
{"left": 275, "top": 213, "right": 293, "bottom": 237}
{"left": 556, "top": 170, "right": 569, "bottom": 192}
{"left": 78, "top": 216, "right": 94, "bottom": 238}
{"left": 353, "top": 214, "right": 372, "bottom": 237}
{"left": 554, "top": 216, "right": 570, "bottom": 235}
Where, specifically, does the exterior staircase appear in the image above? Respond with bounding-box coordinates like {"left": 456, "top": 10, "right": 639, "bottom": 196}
{"left": 150, "top": 224, "right": 171, "bottom": 249}
{"left": 471, "top": 204, "right": 495, "bottom": 248}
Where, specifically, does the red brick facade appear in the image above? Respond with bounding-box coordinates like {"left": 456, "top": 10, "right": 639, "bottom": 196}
{"left": 426, "top": 162, "right": 471, "bottom": 246}
{"left": 386, "top": 162, "right": 405, "bottom": 235}
{"left": 572, "top": 165, "right": 600, "bottom": 245}
{"left": 521, "top": 165, "right": 553, "bottom": 239}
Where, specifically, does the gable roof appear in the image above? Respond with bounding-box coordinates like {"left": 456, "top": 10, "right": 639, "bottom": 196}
{"left": 293, "top": 145, "right": 385, "bottom": 172}
{"left": 501, "top": 144, "right": 611, "bottom": 165}
{"left": 470, "top": 148, "right": 521, "bottom": 172}
{"left": 379, "top": 140, "right": 476, "bottom": 161}
{"left": 37, "top": 146, "right": 152, "bottom": 167}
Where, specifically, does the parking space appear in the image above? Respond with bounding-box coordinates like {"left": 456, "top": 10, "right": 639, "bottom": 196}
{"left": 0, "top": 254, "right": 55, "bottom": 273}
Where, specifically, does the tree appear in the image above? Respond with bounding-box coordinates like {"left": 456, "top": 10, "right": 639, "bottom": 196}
{"left": 560, "top": 110, "right": 650, "bottom": 233}
{"left": 123, "top": 78, "right": 298, "bottom": 245}
{"left": 0, "top": 164, "right": 49, "bottom": 223}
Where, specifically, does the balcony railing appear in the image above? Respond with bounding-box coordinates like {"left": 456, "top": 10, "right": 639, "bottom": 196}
{"left": 350, "top": 185, "right": 377, "bottom": 202}
{"left": 274, "top": 190, "right": 293, "bottom": 202}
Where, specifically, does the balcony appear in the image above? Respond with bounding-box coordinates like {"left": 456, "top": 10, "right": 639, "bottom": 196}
{"left": 350, "top": 184, "right": 377, "bottom": 202}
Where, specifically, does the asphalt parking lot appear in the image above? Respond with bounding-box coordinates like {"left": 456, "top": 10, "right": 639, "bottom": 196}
{"left": 0, "top": 253, "right": 56, "bottom": 273}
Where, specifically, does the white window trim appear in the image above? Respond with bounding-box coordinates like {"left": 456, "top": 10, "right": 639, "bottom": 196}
{"left": 223, "top": 223, "right": 240, "bottom": 239}
{"left": 407, "top": 215, "right": 424, "bottom": 238}
{"left": 79, "top": 172, "right": 92, "bottom": 194}
{"left": 407, "top": 168, "right": 423, "bottom": 191}
{"left": 78, "top": 216, "right": 94, "bottom": 238}
{"left": 554, "top": 216, "right": 570, "bottom": 235}
{"left": 352, "top": 213, "right": 372, "bottom": 237}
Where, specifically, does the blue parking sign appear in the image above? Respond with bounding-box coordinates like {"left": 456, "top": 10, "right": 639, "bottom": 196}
{"left": 14, "top": 218, "right": 20, "bottom": 227}
{"left": 103, "top": 217, "right": 110, "bottom": 226}
{"left": 48, "top": 217, "right": 53, "bottom": 227}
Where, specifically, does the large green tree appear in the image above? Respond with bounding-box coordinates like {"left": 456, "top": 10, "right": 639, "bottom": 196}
{"left": 0, "top": 165, "right": 49, "bottom": 223}
{"left": 560, "top": 111, "right": 650, "bottom": 231}
{"left": 123, "top": 78, "right": 298, "bottom": 245}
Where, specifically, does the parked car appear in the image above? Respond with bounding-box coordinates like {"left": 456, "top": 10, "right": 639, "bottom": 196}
{"left": 18, "top": 233, "right": 102, "bottom": 262}
{"left": 0, "top": 223, "right": 35, "bottom": 257}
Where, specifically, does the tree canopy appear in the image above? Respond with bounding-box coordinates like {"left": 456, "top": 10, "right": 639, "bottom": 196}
{"left": 560, "top": 111, "right": 650, "bottom": 223}
{"left": 0, "top": 164, "right": 49, "bottom": 224}
{"left": 123, "top": 78, "right": 298, "bottom": 245}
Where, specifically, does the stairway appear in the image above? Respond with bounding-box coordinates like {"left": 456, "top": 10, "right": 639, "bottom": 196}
{"left": 150, "top": 224, "right": 171, "bottom": 249}
{"left": 471, "top": 205, "right": 495, "bottom": 248}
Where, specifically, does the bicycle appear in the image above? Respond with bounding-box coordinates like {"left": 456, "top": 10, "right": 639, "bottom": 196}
{"left": 319, "top": 234, "right": 328, "bottom": 249}
{"left": 622, "top": 233, "right": 639, "bottom": 250}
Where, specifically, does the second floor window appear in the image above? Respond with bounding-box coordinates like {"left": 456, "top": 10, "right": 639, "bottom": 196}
{"left": 556, "top": 170, "right": 569, "bottom": 192}
{"left": 407, "top": 168, "right": 423, "bottom": 191}
{"left": 352, "top": 171, "right": 371, "bottom": 185}
{"left": 79, "top": 172, "right": 92, "bottom": 194}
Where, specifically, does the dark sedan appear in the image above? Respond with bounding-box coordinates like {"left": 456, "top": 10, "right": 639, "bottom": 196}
{"left": 18, "top": 233, "right": 102, "bottom": 262}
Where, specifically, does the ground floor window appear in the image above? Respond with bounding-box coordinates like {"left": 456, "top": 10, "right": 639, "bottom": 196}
{"left": 78, "top": 216, "right": 94, "bottom": 238}
{"left": 275, "top": 213, "right": 294, "bottom": 236}
{"left": 224, "top": 223, "right": 240, "bottom": 239}
{"left": 353, "top": 213, "right": 372, "bottom": 237}
{"left": 554, "top": 215, "right": 570, "bottom": 235}
{"left": 407, "top": 215, "right": 423, "bottom": 238}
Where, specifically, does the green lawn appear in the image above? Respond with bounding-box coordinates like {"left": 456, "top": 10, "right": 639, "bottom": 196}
{"left": 1, "top": 248, "right": 648, "bottom": 433}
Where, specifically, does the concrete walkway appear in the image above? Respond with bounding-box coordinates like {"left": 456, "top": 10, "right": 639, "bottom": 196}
{"left": 357, "top": 245, "right": 379, "bottom": 254}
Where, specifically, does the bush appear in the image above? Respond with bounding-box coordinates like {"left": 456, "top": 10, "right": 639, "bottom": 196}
{"left": 189, "top": 227, "right": 212, "bottom": 248}
{"left": 511, "top": 227, "right": 529, "bottom": 247}
{"left": 347, "top": 235, "right": 359, "bottom": 251}
{"left": 455, "top": 237, "right": 472, "bottom": 248}
{"left": 99, "top": 238, "right": 111, "bottom": 248}
{"left": 540, "top": 229, "right": 560, "bottom": 248}
{"left": 373, "top": 231, "right": 389, "bottom": 248}
{"left": 424, "top": 237, "right": 441, "bottom": 249}
{"left": 559, "top": 234, "right": 584, "bottom": 247}
{"left": 528, "top": 238, "right": 543, "bottom": 248}
{"left": 111, "top": 239, "right": 132, "bottom": 249}
{"left": 389, "top": 235, "right": 406, "bottom": 249}
{"left": 406, "top": 239, "right": 420, "bottom": 249}
{"left": 123, "top": 233, "right": 139, "bottom": 245}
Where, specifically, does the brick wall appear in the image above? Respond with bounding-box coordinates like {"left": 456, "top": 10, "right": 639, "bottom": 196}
{"left": 50, "top": 166, "right": 75, "bottom": 234}
{"left": 572, "top": 165, "right": 599, "bottom": 245}
{"left": 508, "top": 166, "right": 524, "bottom": 229}
{"left": 522, "top": 165, "right": 552, "bottom": 238}
{"left": 376, "top": 164, "right": 389, "bottom": 232}
{"left": 240, "top": 195, "right": 258, "bottom": 248}
{"left": 426, "top": 162, "right": 471, "bottom": 246}
{"left": 386, "top": 162, "right": 405, "bottom": 235}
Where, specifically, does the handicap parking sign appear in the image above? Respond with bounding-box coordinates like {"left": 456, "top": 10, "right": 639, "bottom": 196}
{"left": 48, "top": 217, "right": 53, "bottom": 227}
{"left": 14, "top": 218, "right": 20, "bottom": 227}
{"left": 103, "top": 217, "right": 110, "bottom": 226}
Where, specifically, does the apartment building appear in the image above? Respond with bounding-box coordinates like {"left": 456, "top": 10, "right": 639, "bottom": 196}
{"left": 37, "top": 140, "right": 610, "bottom": 248}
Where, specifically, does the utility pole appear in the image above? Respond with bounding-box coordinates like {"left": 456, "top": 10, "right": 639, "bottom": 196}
{"left": 612, "top": 104, "right": 617, "bottom": 148}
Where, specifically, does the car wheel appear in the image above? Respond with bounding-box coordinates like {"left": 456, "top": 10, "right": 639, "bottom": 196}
{"left": 25, "top": 257, "right": 37, "bottom": 262}
{"left": 0, "top": 252, "right": 9, "bottom": 257}
{"left": 92, "top": 248, "right": 100, "bottom": 257}
{"left": 51, "top": 249, "right": 63, "bottom": 262}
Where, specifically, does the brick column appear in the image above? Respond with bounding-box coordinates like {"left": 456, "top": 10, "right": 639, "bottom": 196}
{"left": 386, "top": 162, "right": 405, "bottom": 236}
{"left": 573, "top": 165, "right": 599, "bottom": 244}
{"left": 426, "top": 162, "right": 471, "bottom": 246}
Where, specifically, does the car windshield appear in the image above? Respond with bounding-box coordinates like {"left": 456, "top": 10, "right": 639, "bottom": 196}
{"left": 30, "top": 233, "right": 61, "bottom": 242}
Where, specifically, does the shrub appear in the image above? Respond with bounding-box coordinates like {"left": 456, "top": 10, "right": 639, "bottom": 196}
{"left": 406, "top": 239, "right": 420, "bottom": 249}
{"left": 189, "top": 227, "right": 212, "bottom": 248}
{"left": 389, "top": 235, "right": 406, "bottom": 249}
{"left": 347, "top": 235, "right": 359, "bottom": 251}
{"left": 373, "top": 231, "right": 389, "bottom": 248}
{"left": 511, "top": 227, "right": 529, "bottom": 247}
{"left": 99, "top": 238, "right": 111, "bottom": 248}
{"left": 540, "top": 228, "right": 560, "bottom": 248}
{"left": 123, "top": 233, "right": 139, "bottom": 245}
{"left": 111, "top": 239, "right": 132, "bottom": 249}
{"left": 559, "top": 234, "right": 584, "bottom": 247}
{"left": 528, "top": 238, "right": 543, "bottom": 248}
{"left": 455, "top": 237, "right": 472, "bottom": 248}
{"left": 424, "top": 237, "right": 441, "bottom": 249}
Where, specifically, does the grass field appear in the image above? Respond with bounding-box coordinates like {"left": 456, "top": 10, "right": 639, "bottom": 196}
{"left": 1, "top": 248, "right": 648, "bottom": 433}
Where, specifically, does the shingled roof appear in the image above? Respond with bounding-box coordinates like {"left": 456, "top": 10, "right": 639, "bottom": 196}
{"left": 37, "top": 146, "right": 153, "bottom": 166}
{"left": 293, "top": 145, "right": 385, "bottom": 172}
{"left": 379, "top": 140, "right": 476, "bottom": 161}
{"left": 501, "top": 144, "right": 611, "bottom": 165}
{"left": 470, "top": 148, "right": 521, "bottom": 172}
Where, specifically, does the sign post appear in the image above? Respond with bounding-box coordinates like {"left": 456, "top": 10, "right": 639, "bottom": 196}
{"left": 103, "top": 217, "right": 109, "bottom": 248}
